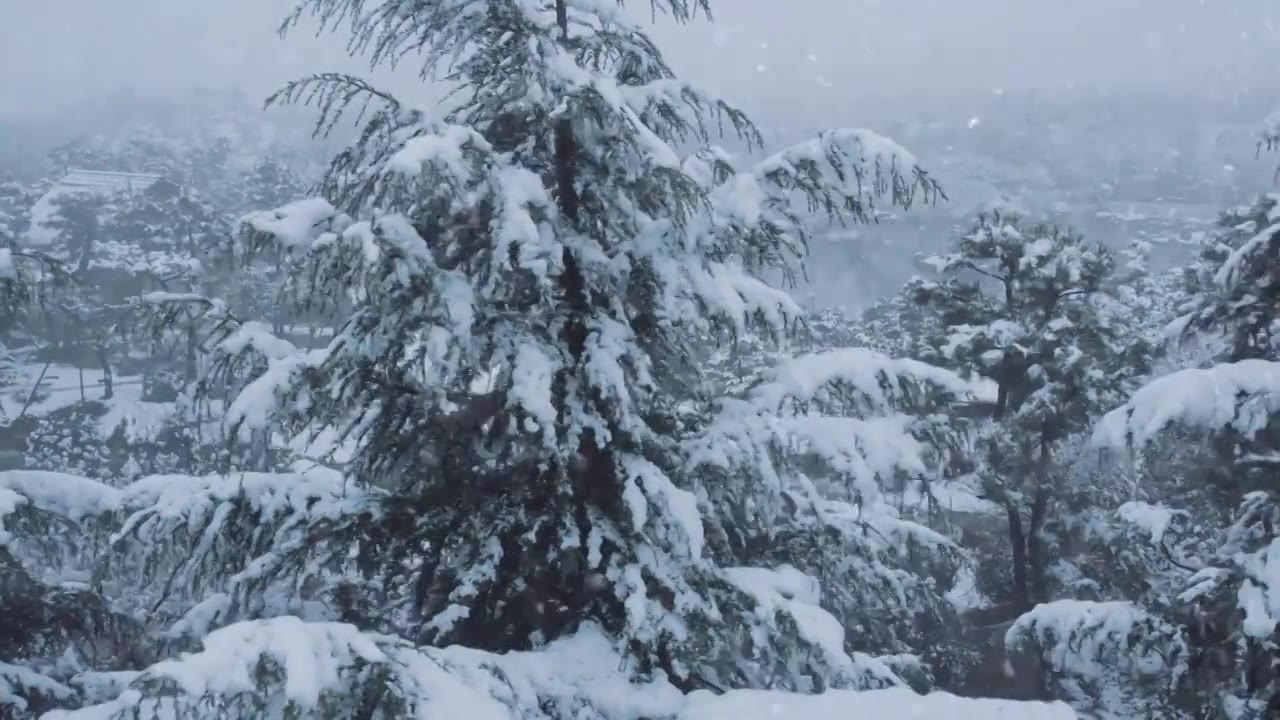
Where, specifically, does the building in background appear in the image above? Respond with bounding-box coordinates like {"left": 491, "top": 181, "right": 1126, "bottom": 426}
{"left": 25, "top": 169, "right": 177, "bottom": 246}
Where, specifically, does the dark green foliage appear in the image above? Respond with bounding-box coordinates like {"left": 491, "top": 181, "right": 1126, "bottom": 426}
{"left": 1182, "top": 194, "right": 1280, "bottom": 362}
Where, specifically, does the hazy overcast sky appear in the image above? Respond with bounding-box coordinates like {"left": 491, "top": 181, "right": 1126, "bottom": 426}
{"left": 2, "top": 0, "right": 1278, "bottom": 121}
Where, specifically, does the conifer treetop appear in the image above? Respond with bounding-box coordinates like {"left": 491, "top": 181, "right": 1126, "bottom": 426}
{"left": 124, "top": 0, "right": 944, "bottom": 701}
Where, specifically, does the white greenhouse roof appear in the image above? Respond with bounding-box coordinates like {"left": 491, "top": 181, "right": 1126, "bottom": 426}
{"left": 25, "top": 169, "right": 164, "bottom": 246}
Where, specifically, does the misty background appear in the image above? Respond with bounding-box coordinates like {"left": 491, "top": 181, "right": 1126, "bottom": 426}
{"left": 4, "top": 0, "right": 1279, "bottom": 308}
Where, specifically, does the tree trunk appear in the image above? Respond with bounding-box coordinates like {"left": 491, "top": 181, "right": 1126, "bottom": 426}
{"left": 96, "top": 345, "right": 113, "bottom": 400}
{"left": 1027, "top": 436, "right": 1054, "bottom": 605}
{"left": 1027, "top": 486, "right": 1051, "bottom": 605}
{"left": 543, "top": 0, "right": 608, "bottom": 646}
{"left": 76, "top": 218, "right": 98, "bottom": 274}
{"left": 552, "top": 0, "right": 579, "bottom": 225}
{"left": 994, "top": 381, "right": 1008, "bottom": 420}
{"left": 1005, "top": 498, "right": 1031, "bottom": 613}
{"left": 184, "top": 322, "right": 198, "bottom": 383}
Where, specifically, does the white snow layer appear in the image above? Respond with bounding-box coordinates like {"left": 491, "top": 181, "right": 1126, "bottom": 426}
{"left": 680, "top": 687, "right": 1075, "bottom": 720}
{"left": 0, "top": 470, "right": 123, "bottom": 544}
{"left": 1116, "top": 501, "right": 1186, "bottom": 545}
{"left": 1006, "top": 600, "right": 1178, "bottom": 680}
{"left": 722, "top": 564, "right": 903, "bottom": 687}
{"left": 46, "top": 616, "right": 1076, "bottom": 720}
{"left": 753, "top": 348, "right": 981, "bottom": 411}
{"left": 1092, "top": 359, "right": 1280, "bottom": 449}
{"left": 1238, "top": 537, "right": 1280, "bottom": 639}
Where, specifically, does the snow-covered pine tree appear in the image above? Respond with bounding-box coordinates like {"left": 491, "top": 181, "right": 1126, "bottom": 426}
{"left": 46, "top": 0, "right": 945, "bottom": 715}
{"left": 1088, "top": 362, "right": 1280, "bottom": 717}
{"left": 1180, "top": 193, "right": 1280, "bottom": 364}
{"left": 224, "top": 156, "right": 310, "bottom": 335}
{"left": 1074, "top": 184, "right": 1280, "bottom": 718}
{"left": 0, "top": 248, "right": 146, "bottom": 717}
{"left": 914, "top": 211, "right": 1146, "bottom": 613}
{"left": 44, "top": 193, "right": 113, "bottom": 276}
{"left": 234, "top": 156, "right": 306, "bottom": 214}
{"left": 103, "top": 183, "right": 228, "bottom": 273}
{"left": 846, "top": 278, "right": 948, "bottom": 359}
{"left": 689, "top": 344, "right": 985, "bottom": 690}
{"left": 0, "top": 182, "right": 39, "bottom": 247}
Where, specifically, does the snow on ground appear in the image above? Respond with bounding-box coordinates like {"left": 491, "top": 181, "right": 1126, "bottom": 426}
{"left": 2, "top": 363, "right": 173, "bottom": 440}
{"left": 681, "top": 688, "right": 1076, "bottom": 720}
{"left": 44, "top": 614, "right": 1078, "bottom": 720}
{"left": 2, "top": 359, "right": 353, "bottom": 469}
{"left": 893, "top": 473, "right": 998, "bottom": 515}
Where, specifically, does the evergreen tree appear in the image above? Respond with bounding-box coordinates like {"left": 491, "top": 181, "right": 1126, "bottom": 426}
{"left": 914, "top": 211, "right": 1146, "bottom": 613}
{"left": 0, "top": 248, "right": 143, "bottom": 718}
{"left": 14, "top": 0, "right": 956, "bottom": 716}
{"left": 1057, "top": 170, "right": 1280, "bottom": 718}
{"left": 234, "top": 156, "right": 306, "bottom": 213}
{"left": 0, "top": 182, "right": 39, "bottom": 246}
{"left": 1181, "top": 193, "right": 1280, "bottom": 363}
{"left": 225, "top": 157, "right": 309, "bottom": 333}
{"left": 690, "top": 344, "right": 983, "bottom": 690}
{"left": 233, "top": 0, "right": 939, "bottom": 687}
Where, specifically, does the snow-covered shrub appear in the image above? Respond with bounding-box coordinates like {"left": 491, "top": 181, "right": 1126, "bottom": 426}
{"left": 690, "top": 347, "right": 982, "bottom": 687}
{"left": 140, "top": 369, "right": 183, "bottom": 403}
{"left": 1179, "top": 194, "right": 1280, "bottom": 362}
{"left": 1089, "top": 328, "right": 1280, "bottom": 713}
{"left": 1006, "top": 600, "right": 1188, "bottom": 719}
{"left": 0, "top": 462, "right": 1081, "bottom": 719}
{"left": 24, "top": 403, "right": 118, "bottom": 480}
{"left": 0, "top": 471, "right": 150, "bottom": 716}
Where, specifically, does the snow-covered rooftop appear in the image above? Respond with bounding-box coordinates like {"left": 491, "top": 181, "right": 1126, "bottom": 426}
{"left": 25, "top": 169, "right": 164, "bottom": 246}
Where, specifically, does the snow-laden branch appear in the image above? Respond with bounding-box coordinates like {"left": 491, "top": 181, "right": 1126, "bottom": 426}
{"left": 1006, "top": 600, "right": 1187, "bottom": 707}
{"left": 723, "top": 565, "right": 905, "bottom": 690}
{"left": 45, "top": 613, "right": 1078, "bottom": 719}
{"left": 1092, "top": 360, "right": 1280, "bottom": 450}
{"left": 46, "top": 617, "right": 685, "bottom": 720}
{"left": 696, "top": 129, "right": 941, "bottom": 266}
{"left": 1115, "top": 501, "right": 1189, "bottom": 547}
{"left": 0, "top": 467, "right": 384, "bottom": 643}
{"left": 692, "top": 348, "right": 981, "bottom": 501}
{"left": 108, "top": 468, "right": 383, "bottom": 637}
{"left": 688, "top": 347, "right": 971, "bottom": 671}
{"left": 242, "top": 197, "right": 345, "bottom": 254}
{"left": 756, "top": 129, "right": 942, "bottom": 215}
{"left": 1212, "top": 216, "right": 1280, "bottom": 290}
{"left": 1, "top": 661, "right": 76, "bottom": 716}
{"left": 753, "top": 348, "right": 985, "bottom": 414}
